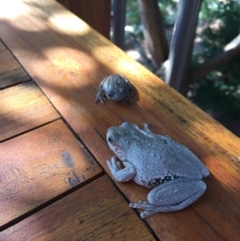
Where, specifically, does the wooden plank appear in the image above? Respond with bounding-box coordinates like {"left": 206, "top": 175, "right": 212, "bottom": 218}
{"left": 0, "top": 120, "right": 102, "bottom": 228}
{"left": 57, "top": 0, "right": 111, "bottom": 39}
{"left": 0, "top": 43, "right": 31, "bottom": 89}
{"left": 0, "top": 1, "right": 240, "bottom": 240}
{"left": 0, "top": 176, "right": 155, "bottom": 241}
{"left": 0, "top": 81, "right": 60, "bottom": 141}
{"left": 0, "top": 40, "right": 6, "bottom": 50}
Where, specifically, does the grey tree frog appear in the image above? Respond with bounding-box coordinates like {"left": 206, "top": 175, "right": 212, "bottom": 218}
{"left": 95, "top": 74, "right": 133, "bottom": 104}
{"left": 106, "top": 122, "right": 210, "bottom": 218}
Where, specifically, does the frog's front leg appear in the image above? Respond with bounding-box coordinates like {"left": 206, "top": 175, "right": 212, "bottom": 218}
{"left": 95, "top": 88, "right": 105, "bottom": 104}
{"left": 130, "top": 179, "right": 207, "bottom": 218}
{"left": 106, "top": 157, "right": 137, "bottom": 182}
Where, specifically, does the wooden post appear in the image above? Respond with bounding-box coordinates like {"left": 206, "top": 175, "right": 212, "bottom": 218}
{"left": 57, "top": 0, "right": 111, "bottom": 39}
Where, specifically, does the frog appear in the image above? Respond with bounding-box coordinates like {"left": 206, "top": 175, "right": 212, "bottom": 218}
{"left": 106, "top": 122, "right": 210, "bottom": 218}
{"left": 95, "top": 74, "right": 133, "bottom": 104}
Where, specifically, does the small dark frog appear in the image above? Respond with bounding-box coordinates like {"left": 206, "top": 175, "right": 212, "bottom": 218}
{"left": 95, "top": 74, "right": 134, "bottom": 104}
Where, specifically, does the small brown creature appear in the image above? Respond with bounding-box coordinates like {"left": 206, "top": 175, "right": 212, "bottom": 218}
{"left": 95, "top": 74, "right": 134, "bottom": 104}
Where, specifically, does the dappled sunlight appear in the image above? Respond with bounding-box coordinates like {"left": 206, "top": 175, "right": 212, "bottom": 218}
{"left": 1, "top": 1, "right": 240, "bottom": 239}
{"left": 48, "top": 46, "right": 98, "bottom": 78}
{"left": 52, "top": 54, "right": 82, "bottom": 73}
{"left": 48, "top": 9, "right": 91, "bottom": 36}
{"left": 0, "top": 119, "right": 102, "bottom": 231}
{"left": 1, "top": 0, "right": 239, "bottom": 169}
{"left": 0, "top": 0, "right": 30, "bottom": 19}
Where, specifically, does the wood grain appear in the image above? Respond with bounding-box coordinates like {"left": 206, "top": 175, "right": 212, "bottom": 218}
{"left": 0, "top": 119, "right": 102, "bottom": 228}
{"left": 0, "top": 176, "right": 155, "bottom": 241}
{"left": 0, "top": 1, "right": 239, "bottom": 240}
{"left": 0, "top": 42, "right": 31, "bottom": 89}
{"left": 0, "top": 81, "right": 60, "bottom": 141}
{"left": 0, "top": 40, "right": 6, "bottom": 50}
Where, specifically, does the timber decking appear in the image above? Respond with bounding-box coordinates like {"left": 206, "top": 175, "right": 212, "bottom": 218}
{"left": 0, "top": 38, "right": 155, "bottom": 240}
{"left": 0, "top": 41, "right": 30, "bottom": 89}
{"left": 0, "top": 1, "right": 239, "bottom": 240}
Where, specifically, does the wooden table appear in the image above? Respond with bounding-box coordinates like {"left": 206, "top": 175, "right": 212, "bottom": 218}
{"left": 0, "top": 1, "right": 240, "bottom": 240}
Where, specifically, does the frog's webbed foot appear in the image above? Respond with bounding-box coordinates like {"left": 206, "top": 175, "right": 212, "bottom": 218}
{"left": 95, "top": 90, "right": 106, "bottom": 104}
{"left": 143, "top": 123, "right": 155, "bottom": 136}
{"left": 129, "top": 200, "right": 153, "bottom": 210}
{"left": 130, "top": 200, "right": 161, "bottom": 211}
{"left": 129, "top": 201, "right": 163, "bottom": 218}
{"left": 140, "top": 210, "right": 160, "bottom": 219}
{"left": 106, "top": 156, "right": 122, "bottom": 173}
{"left": 129, "top": 200, "right": 181, "bottom": 219}
{"left": 132, "top": 123, "right": 154, "bottom": 137}
{"left": 143, "top": 123, "right": 150, "bottom": 132}
{"left": 95, "top": 95, "right": 106, "bottom": 104}
{"left": 106, "top": 157, "right": 136, "bottom": 182}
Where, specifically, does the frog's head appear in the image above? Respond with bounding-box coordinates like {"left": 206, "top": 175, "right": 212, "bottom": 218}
{"left": 105, "top": 89, "right": 125, "bottom": 102}
{"left": 106, "top": 122, "right": 132, "bottom": 160}
{"left": 102, "top": 74, "right": 129, "bottom": 102}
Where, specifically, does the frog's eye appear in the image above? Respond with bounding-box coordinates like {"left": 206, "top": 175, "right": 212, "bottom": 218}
{"left": 108, "top": 137, "right": 113, "bottom": 143}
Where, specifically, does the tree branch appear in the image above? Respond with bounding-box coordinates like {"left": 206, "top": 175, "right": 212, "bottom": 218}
{"left": 137, "top": 0, "right": 169, "bottom": 69}
{"left": 191, "top": 35, "right": 240, "bottom": 82}
{"left": 180, "top": 34, "right": 240, "bottom": 95}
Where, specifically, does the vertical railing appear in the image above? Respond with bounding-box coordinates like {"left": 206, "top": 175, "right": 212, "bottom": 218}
{"left": 165, "top": 0, "right": 202, "bottom": 92}
{"left": 112, "top": 0, "right": 127, "bottom": 49}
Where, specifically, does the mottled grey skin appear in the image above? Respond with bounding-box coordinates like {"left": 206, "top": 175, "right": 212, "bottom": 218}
{"left": 95, "top": 74, "right": 133, "bottom": 104}
{"left": 106, "top": 122, "right": 209, "bottom": 218}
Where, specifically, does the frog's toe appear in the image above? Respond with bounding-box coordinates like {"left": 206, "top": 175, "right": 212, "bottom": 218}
{"left": 95, "top": 94, "right": 106, "bottom": 104}
{"left": 106, "top": 157, "right": 116, "bottom": 170}
{"left": 129, "top": 201, "right": 141, "bottom": 208}
{"left": 138, "top": 200, "right": 149, "bottom": 205}
{"left": 116, "top": 161, "right": 122, "bottom": 169}
{"left": 140, "top": 210, "right": 158, "bottom": 219}
{"left": 94, "top": 97, "right": 100, "bottom": 104}
{"left": 110, "top": 157, "right": 119, "bottom": 169}
{"left": 106, "top": 159, "right": 112, "bottom": 169}
{"left": 129, "top": 200, "right": 153, "bottom": 209}
{"left": 140, "top": 211, "right": 148, "bottom": 219}
{"left": 144, "top": 123, "right": 150, "bottom": 129}
{"left": 141, "top": 123, "right": 155, "bottom": 136}
{"left": 129, "top": 202, "right": 135, "bottom": 208}
{"left": 99, "top": 97, "right": 106, "bottom": 104}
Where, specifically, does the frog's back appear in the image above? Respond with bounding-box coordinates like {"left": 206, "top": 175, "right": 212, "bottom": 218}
{"left": 126, "top": 134, "right": 208, "bottom": 187}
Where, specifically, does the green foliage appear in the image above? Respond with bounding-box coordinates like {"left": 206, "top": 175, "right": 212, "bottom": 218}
{"left": 190, "top": 72, "right": 240, "bottom": 120}
{"left": 191, "top": 0, "right": 240, "bottom": 120}
{"left": 125, "top": 0, "right": 177, "bottom": 36}
{"left": 125, "top": 0, "right": 240, "bottom": 121}
{"left": 126, "top": 0, "right": 141, "bottom": 35}
{"left": 157, "top": 0, "right": 178, "bottom": 27}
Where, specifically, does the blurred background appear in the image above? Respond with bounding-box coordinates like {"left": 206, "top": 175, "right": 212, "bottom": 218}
{"left": 122, "top": 0, "right": 240, "bottom": 137}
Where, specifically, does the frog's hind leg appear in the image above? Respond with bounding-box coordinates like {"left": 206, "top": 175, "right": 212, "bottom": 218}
{"left": 129, "top": 179, "right": 207, "bottom": 218}
{"left": 130, "top": 188, "right": 204, "bottom": 218}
